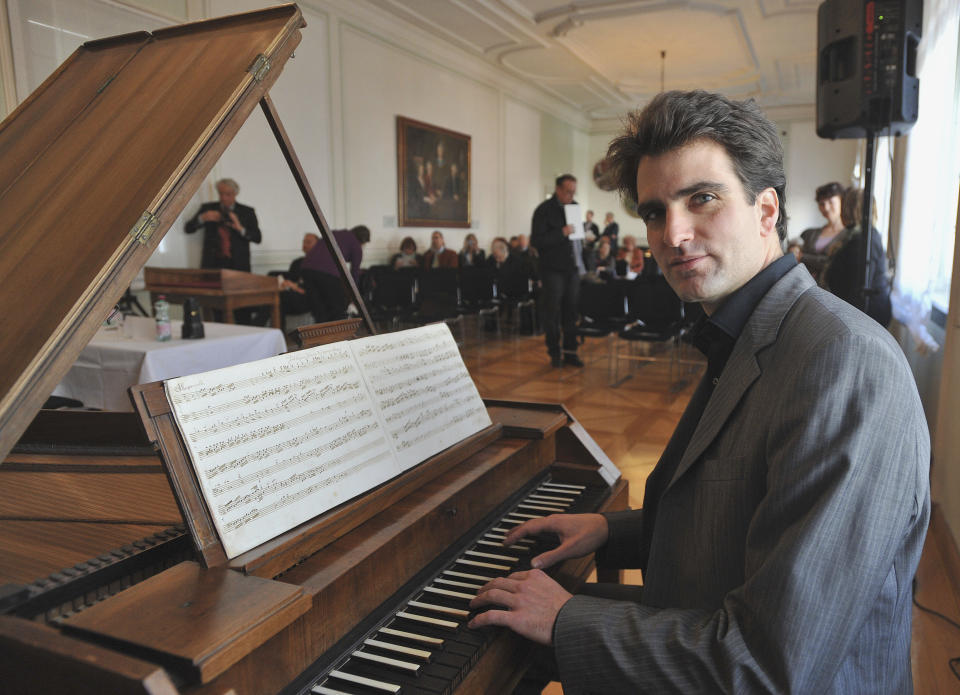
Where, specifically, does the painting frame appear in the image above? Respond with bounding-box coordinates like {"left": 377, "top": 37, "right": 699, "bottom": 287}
{"left": 397, "top": 116, "right": 471, "bottom": 228}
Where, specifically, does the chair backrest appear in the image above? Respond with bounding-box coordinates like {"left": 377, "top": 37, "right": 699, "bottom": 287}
{"left": 459, "top": 266, "right": 495, "bottom": 304}
{"left": 372, "top": 267, "right": 418, "bottom": 308}
{"left": 497, "top": 269, "right": 532, "bottom": 300}
{"left": 419, "top": 267, "right": 459, "bottom": 297}
{"left": 625, "top": 276, "right": 682, "bottom": 326}
{"left": 578, "top": 279, "right": 626, "bottom": 321}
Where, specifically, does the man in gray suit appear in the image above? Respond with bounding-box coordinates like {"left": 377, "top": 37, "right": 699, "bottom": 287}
{"left": 470, "top": 91, "right": 930, "bottom": 693}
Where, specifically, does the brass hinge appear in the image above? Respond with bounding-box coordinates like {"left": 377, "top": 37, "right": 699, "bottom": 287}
{"left": 248, "top": 54, "right": 271, "bottom": 82}
{"left": 129, "top": 211, "right": 158, "bottom": 245}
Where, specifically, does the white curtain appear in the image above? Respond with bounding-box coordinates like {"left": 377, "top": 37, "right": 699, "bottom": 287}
{"left": 893, "top": 0, "right": 960, "bottom": 349}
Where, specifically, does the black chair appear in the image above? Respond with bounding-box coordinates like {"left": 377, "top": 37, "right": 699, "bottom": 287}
{"left": 459, "top": 266, "right": 500, "bottom": 335}
{"left": 401, "top": 268, "right": 464, "bottom": 342}
{"left": 496, "top": 269, "right": 537, "bottom": 336}
{"left": 573, "top": 279, "right": 628, "bottom": 375}
{"left": 614, "top": 276, "right": 691, "bottom": 388}
{"left": 369, "top": 266, "right": 418, "bottom": 331}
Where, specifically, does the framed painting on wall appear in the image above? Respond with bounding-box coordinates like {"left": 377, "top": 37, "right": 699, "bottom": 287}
{"left": 397, "top": 116, "right": 470, "bottom": 228}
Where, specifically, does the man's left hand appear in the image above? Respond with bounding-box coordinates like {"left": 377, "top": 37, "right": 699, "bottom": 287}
{"left": 468, "top": 569, "right": 572, "bottom": 645}
{"left": 226, "top": 211, "right": 242, "bottom": 231}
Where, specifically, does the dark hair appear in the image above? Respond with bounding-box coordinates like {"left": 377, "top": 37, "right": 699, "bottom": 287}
{"left": 815, "top": 182, "right": 845, "bottom": 202}
{"left": 350, "top": 225, "right": 371, "bottom": 244}
{"left": 606, "top": 90, "right": 788, "bottom": 240}
{"left": 400, "top": 236, "right": 416, "bottom": 252}
{"left": 555, "top": 174, "right": 577, "bottom": 188}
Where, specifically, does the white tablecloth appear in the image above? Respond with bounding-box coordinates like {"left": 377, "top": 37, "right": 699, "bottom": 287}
{"left": 51, "top": 316, "right": 287, "bottom": 410}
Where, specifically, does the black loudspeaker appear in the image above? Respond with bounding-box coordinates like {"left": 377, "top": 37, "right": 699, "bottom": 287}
{"left": 817, "top": 0, "right": 922, "bottom": 138}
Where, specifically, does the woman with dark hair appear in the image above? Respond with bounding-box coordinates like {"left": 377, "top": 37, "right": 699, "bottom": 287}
{"left": 824, "top": 187, "right": 892, "bottom": 327}
{"left": 798, "top": 181, "right": 850, "bottom": 285}
{"left": 391, "top": 237, "right": 420, "bottom": 269}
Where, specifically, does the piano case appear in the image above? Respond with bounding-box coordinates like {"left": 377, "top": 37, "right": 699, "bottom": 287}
{"left": 0, "top": 5, "right": 628, "bottom": 694}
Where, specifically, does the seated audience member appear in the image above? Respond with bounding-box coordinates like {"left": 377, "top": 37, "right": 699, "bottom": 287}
{"left": 422, "top": 230, "right": 459, "bottom": 269}
{"left": 514, "top": 233, "right": 539, "bottom": 280}
{"left": 824, "top": 187, "right": 892, "bottom": 327}
{"left": 799, "top": 181, "right": 850, "bottom": 285}
{"left": 615, "top": 234, "right": 638, "bottom": 276}
{"left": 487, "top": 239, "right": 517, "bottom": 274}
{"left": 459, "top": 233, "right": 486, "bottom": 267}
{"left": 626, "top": 246, "right": 645, "bottom": 279}
{"left": 586, "top": 238, "right": 614, "bottom": 279}
{"left": 391, "top": 236, "right": 421, "bottom": 269}
{"left": 301, "top": 225, "right": 369, "bottom": 323}
{"left": 277, "top": 233, "right": 317, "bottom": 317}
{"left": 509, "top": 236, "right": 521, "bottom": 251}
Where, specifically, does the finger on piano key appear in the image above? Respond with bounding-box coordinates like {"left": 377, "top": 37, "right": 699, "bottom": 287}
{"left": 476, "top": 538, "right": 529, "bottom": 553}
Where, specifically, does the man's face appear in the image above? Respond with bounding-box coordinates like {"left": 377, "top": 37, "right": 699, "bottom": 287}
{"left": 586, "top": 211, "right": 593, "bottom": 222}
{"left": 555, "top": 179, "right": 576, "bottom": 205}
{"left": 517, "top": 234, "right": 528, "bottom": 250}
{"left": 217, "top": 183, "right": 237, "bottom": 208}
{"left": 817, "top": 195, "right": 841, "bottom": 223}
{"left": 431, "top": 231, "right": 444, "bottom": 250}
{"left": 302, "top": 234, "right": 319, "bottom": 255}
{"left": 605, "top": 213, "right": 613, "bottom": 224}
{"left": 635, "top": 139, "right": 780, "bottom": 314}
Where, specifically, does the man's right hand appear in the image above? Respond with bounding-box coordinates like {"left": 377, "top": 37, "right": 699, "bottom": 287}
{"left": 505, "top": 513, "right": 608, "bottom": 570}
{"left": 200, "top": 210, "right": 222, "bottom": 223}
{"left": 562, "top": 224, "right": 574, "bottom": 236}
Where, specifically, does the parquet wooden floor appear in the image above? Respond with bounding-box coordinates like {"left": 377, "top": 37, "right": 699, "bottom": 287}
{"left": 457, "top": 324, "right": 960, "bottom": 694}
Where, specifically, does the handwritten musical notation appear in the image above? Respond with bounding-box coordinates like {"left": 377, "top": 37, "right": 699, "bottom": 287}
{"left": 164, "top": 324, "right": 491, "bottom": 559}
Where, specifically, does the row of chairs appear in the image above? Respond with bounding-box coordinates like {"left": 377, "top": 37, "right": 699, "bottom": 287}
{"left": 575, "top": 276, "right": 704, "bottom": 388}
{"left": 361, "top": 266, "right": 537, "bottom": 336}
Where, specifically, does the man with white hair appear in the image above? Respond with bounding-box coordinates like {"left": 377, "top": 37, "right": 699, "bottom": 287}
{"left": 185, "top": 177, "right": 262, "bottom": 272}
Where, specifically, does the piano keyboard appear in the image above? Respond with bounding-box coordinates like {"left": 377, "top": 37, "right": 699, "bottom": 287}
{"left": 289, "top": 477, "right": 602, "bottom": 695}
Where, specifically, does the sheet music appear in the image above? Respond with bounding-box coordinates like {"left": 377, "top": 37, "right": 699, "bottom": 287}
{"left": 164, "top": 324, "right": 490, "bottom": 559}
{"left": 352, "top": 323, "right": 492, "bottom": 468}
{"left": 166, "top": 343, "right": 396, "bottom": 558}
{"left": 564, "top": 203, "right": 585, "bottom": 240}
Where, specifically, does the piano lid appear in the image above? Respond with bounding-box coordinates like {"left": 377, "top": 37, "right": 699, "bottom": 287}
{"left": 0, "top": 5, "right": 305, "bottom": 462}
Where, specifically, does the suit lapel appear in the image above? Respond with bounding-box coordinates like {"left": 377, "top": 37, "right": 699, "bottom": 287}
{"left": 664, "top": 265, "right": 816, "bottom": 491}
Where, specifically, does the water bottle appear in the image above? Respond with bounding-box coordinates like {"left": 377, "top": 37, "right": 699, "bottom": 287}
{"left": 154, "top": 295, "right": 172, "bottom": 342}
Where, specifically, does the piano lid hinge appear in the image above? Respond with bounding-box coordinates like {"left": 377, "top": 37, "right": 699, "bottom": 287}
{"left": 248, "top": 54, "right": 271, "bottom": 82}
{"left": 129, "top": 211, "right": 158, "bottom": 245}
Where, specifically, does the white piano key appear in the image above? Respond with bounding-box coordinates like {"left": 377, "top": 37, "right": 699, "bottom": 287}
{"left": 477, "top": 539, "right": 528, "bottom": 552}
{"left": 464, "top": 549, "right": 518, "bottom": 563}
{"left": 328, "top": 670, "right": 400, "bottom": 693}
{"left": 435, "top": 577, "right": 483, "bottom": 590}
{"left": 537, "top": 485, "right": 578, "bottom": 496}
{"left": 517, "top": 503, "right": 566, "bottom": 513}
{"left": 455, "top": 558, "right": 510, "bottom": 571}
{"left": 543, "top": 482, "right": 586, "bottom": 490}
{"left": 507, "top": 512, "right": 543, "bottom": 520}
{"left": 490, "top": 528, "right": 534, "bottom": 542}
{"left": 528, "top": 494, "right": 573, "bottom": 504}
{"left": 312, "top": 684, "right": 352, "bottom": 695}
{"left": 498, "top": 518, "right": 524, "bottom": 525}
{"left": 352, "top": 649, "right": 421, "bottom": 674}
{"left": 443, "top": 569, "right": 492, "bottom": 583}
{"left": 364, "top": 638, "right": 432, "bottom": 661}
{"left": 396, "top": 610, "right": 459, "bottom": 630}
{"left": 408, "top": 600, "right": 469, "bottom": 618}
{"left": 379, "top": 626, "right": 444, "bottom": 646}
{"left": 424, "top": 585, "right": 476, "bottom": 600}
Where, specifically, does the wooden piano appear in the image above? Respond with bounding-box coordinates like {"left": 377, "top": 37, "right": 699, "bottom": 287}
{"left": 144, "top": 267, "right": 282, "bottom": 328}
{"left": 0, "top": 5, "right": 628, "bottom": 694}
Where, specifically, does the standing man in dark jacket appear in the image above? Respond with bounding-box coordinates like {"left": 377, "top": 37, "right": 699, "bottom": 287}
{"left": 531, "top": 174, "right": 583, "bottom": 368}
{"left": 184, "top": 178, "right": 262, "bottom": 272}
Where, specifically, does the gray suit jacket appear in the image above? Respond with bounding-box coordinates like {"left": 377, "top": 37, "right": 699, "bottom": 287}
{"left": 554, "top": 265, "right": 930, "bottom": 693}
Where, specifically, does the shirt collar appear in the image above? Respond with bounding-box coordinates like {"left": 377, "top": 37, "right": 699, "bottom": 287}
{"left": 689, "top": 253, "right": 796, "bottom": 371}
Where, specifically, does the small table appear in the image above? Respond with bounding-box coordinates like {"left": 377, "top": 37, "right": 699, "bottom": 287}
{"left": 51, "top": 316, "right": 287, "bottom": 411}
